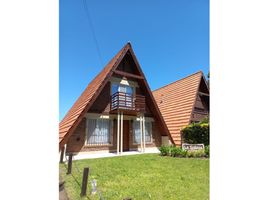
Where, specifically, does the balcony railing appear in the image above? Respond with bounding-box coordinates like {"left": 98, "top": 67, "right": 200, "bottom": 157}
{"left": 111, "top": 92, "right": 145, "bottom": 112}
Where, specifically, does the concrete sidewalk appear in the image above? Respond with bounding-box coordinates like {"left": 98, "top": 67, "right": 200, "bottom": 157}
{"left": 62, "top": 148, "right": 160, "bottom": 162}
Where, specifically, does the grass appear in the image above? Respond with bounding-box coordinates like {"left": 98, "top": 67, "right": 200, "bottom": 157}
{"left": 60, "top": 154, "right": 209, "bottom": 200}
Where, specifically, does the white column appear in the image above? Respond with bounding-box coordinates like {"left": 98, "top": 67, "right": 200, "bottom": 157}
{"left": 120, "top": 112, "right": 123, "bottom": 154}
{"left": 142, "top": 115, "right": 145, "bottom": 152}
{"left": 64, "top": 144, "right": 67, "bottom": 155}
{"left": 139, "top": 115, "right": 143, "bottom": 152}
{"left": 117, "top": 112, "right": 120, "bottom": 155}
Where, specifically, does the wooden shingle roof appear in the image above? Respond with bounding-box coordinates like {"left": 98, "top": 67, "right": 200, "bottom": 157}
{"left": 153, "top": 71, "right": 206, "bottom": 146}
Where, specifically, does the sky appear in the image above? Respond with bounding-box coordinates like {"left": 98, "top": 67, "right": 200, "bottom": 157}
{"left": 60, "top": 0, "right": 209, "bottom": 120}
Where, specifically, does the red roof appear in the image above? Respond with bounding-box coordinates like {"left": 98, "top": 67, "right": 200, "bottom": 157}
{"left": 153, "top": 71, "right": 207, "bottom": 146}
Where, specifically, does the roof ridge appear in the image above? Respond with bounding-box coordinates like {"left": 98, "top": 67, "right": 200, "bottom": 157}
{"left": 153, "top": 71, "right": 203, "bottom": 92}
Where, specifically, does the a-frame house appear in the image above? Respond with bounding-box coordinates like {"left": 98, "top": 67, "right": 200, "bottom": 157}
{"left": 153, "top": 71, "right": 209, "bottom": 146}
{"left": 59, "top": 43, "right": 173, "bottom": 155}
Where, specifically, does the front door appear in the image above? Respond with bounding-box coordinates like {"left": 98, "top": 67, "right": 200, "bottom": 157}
{"left": 123, "top": 120, "right": 130, "bottom": 151}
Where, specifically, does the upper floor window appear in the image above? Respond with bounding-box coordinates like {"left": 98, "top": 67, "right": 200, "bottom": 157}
{"left": 112, "top": 83, "right": 133, "bottom": 95}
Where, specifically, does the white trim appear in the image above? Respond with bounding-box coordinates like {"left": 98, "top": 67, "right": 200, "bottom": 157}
{"left": 84, "top": 119, "right": 89, "bottom": 146}
{"left": 143, "top": 115, "right": 146, "bottom": 152}
{"left": 139, "top": 115, "right": 143, "bottom": 152}
{"left": 120, "top": 112, "right": 123, "bottom": 154}
{"left": 117, "top": 112, "right": 120, "bottom": 154}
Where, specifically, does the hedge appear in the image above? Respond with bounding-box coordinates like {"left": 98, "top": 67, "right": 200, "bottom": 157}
{"left": 181, "top": 122, "right": 209, "bottom": 146}
{"left": 158, "top": 145, "right": 209, "bottom": 158}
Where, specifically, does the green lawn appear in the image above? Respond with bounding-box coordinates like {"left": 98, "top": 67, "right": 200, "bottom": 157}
{"left": 60, "top": 154, "right": 209, "bottom": 200}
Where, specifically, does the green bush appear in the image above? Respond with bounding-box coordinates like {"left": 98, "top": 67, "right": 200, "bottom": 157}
{"left": 200, "top": 117, "right": 209, "bottom": 123}
{"left": 159, "top": 145, "right": 208, "bottom": 158}
{"left": 170, "top": 146, "right": 178, "bottom": 157}
{"left": 187, "top": 150, "right": 206, "bottom": 158}
{"left": 159, "top": 146, "right": 188, "bottom": 157}
{"left": 179, "top": 149, "right": 188, "bottom": 157}
{"left": 205, "top": 145, "right": 210, "bottom": 157}
{"left": 181, "top": 122, "right": 209, "bottom": 145}
{"left": 159, "top": 145, "right": 170, "bottom": 156}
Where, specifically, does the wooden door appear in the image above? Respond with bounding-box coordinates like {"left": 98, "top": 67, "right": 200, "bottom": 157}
{"left": 123, "top": 120, "right": 130, "bottom": 151}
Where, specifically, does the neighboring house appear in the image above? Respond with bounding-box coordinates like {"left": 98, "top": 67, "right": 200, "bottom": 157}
{"left": 153, "top": 71, "right": 209, "bottom": 146}
{"left": 59, "top": 43, "right": 173, "bottom": 155}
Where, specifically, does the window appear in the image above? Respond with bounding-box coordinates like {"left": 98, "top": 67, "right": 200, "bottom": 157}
{"left": 133, "top": 121, "right": 141, "bottom": 143}
{"left": 86, "top": 118, "right": 113, "bottom": 145}
{"left": 111, "top": 83, "right": 133, "bottom": 95}
{"left": 133, "top": 121, "right": 152, "bottom": 144}
{"left": 144, "top": 122, "right": 152, "bottom": 142}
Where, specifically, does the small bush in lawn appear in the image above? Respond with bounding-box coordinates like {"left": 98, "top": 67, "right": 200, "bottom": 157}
{"left": 196, "top": 149, "right": 206, "bottom": 157}
{"left": 179, "top": 148, "right": 188, "bottom": 157}
{"left": 186, "top": 150, "right": 194, "bottom": 158}
{"left": 170, "top": 146, "right": 180, "bottom": 157}
{"left": 187, "top": 150, "right": 205, "bottom": 158}
{"left": 169, "top": 147, "right": 188, "bottom": 157}
{"left": 205, "top": 145, "right": 210, "bottom": 157}
{"left": 159, "top": 145, "right": 170, "bottom": 156}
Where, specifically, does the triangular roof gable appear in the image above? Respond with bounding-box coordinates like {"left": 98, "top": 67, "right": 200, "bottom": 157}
{"left": 189, "top": 71, "right": 210, "bottom": 121}
{"left": 59, "top": 43, "right": 173, "bottom": 149}
{"left": 152, "top": 71, "right": 208, "bottom": 146}
{"left": 198, "top": 73, "right": 209, "bottom": 94}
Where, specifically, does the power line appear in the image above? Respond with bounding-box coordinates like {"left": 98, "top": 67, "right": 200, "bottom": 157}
{"left": 82, "top": 0, "right": 104, "bottom": 67}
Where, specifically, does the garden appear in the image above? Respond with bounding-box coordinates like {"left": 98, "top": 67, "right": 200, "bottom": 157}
{"left": 60, "top": 154, "right": 209, "bottom": 200}
{"left": 60, "top": 119, "right": 210, "bottom": 199}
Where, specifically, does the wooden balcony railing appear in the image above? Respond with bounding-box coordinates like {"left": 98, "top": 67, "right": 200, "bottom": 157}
{"left": 111, "top": 92, "right": 145, "bottom": 112}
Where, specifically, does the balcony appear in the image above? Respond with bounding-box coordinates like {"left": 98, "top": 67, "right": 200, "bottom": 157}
{"left": 110, "top": 92, "right": 145, "bottom": 113}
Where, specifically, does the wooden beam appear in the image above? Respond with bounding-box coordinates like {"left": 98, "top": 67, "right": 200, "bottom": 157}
{"left": 113, "top": 70, "right": 144, "bottom": 79}
{"left": 198, "top": 91, "right": 209, "bottom": 96}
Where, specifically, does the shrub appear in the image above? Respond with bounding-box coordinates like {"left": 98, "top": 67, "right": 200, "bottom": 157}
{"left": 187, "top": 149, "right": 206, "bottom": 158}
{"left": 179, "top": 149, "right": 188, "bottom": 157}
{"left": 159, "top": 145, "right": 170, "bottom": 156}
{"left": 159, "top": 145, "right": 207, "bottom": 158}
{"left": 181, "top": 122, "right": 209, "bottom": 145}
{"left": 170, "top": 146, "right": 178, "bottom": 157}
{"left": 200, "top": 117, "right": 209, "bottom": 123}
{"left": 205, "top": 145, "right": 210, "bottom": 157}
